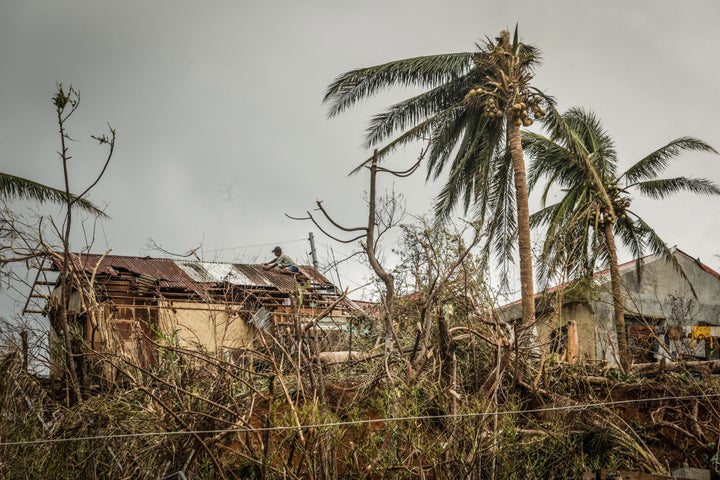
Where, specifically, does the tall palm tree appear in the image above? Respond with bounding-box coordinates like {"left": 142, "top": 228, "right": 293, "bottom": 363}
{"left": 1, "top": 172, "right": 107, "bottom": 216}
{"left": 525, "top": 107, "right": 719, "bottom": 368}
{"left": 324, "top": 27, "right": 553, "bottom": 330}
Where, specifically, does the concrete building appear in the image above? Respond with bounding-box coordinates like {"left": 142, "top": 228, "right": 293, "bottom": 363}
{"left": 499, "top": 248, "right": 720, "bottom": 365}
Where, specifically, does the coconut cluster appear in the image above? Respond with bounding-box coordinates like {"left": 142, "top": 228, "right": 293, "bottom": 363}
{"left": 509, "top": 98, "right": 546, "bottom": 127}
{"left": 463, "top": 88, "right": 546, "bottom": 127}
{"left": 592, "top": 206, "right": 616, "bottom": 226}
{"left": 611, "top": 196, "right": 631, "bottom": 221}
{"left": 588, "top": 183, "right": 631, "bottom": 227}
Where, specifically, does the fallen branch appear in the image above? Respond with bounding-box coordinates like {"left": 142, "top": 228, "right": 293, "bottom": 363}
{"left": 630, "top": 360, "right": 720, "bottom": 375}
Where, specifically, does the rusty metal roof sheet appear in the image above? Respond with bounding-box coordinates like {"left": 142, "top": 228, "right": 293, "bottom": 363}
{"left": 50, "top": 253, "right": 336, "bottom": 295}
{"left": 51, "top": 253, "right": 205, "bottom": 295}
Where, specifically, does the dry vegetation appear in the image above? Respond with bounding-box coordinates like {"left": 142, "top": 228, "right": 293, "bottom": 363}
{"left": 2, "top": 305, "right": 720, "bottom": 480}
{"left": 2, "top": 212, "right": 719, "bottom": 479}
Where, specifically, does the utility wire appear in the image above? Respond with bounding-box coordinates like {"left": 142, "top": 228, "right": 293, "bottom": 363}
{"left": 2, "top": 392, "right": 718, "bottom": 447}
{"left": 200, "top": 238, "right": 307, "bottom": 256}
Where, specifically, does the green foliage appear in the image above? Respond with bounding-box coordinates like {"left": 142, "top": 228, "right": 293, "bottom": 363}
{"left": 0, "top": 172, "right": 108, "bottom": 217}
{"left": 526, "top": 107, "right": 720, "bottom": 286}
{"left": 394, "top": 217, "right": 487, "bottom": 305}
{"left": 394, "top": 217, "right": 485, "bottom": 296}
{"left": 324, "top": 28, "right": 552, "bottom": 286}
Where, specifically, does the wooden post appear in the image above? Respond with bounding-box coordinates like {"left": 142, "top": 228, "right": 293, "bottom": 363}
{"left": 567, "top": 320, "right": 579, "bottom": 364}
{"left": 308, "top": 232, "right": 319, "bottom": 269}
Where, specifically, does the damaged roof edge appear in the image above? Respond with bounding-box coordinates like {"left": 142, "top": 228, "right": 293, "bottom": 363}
{"left": 47, "top": 252, "right": 338, "bottom": 294}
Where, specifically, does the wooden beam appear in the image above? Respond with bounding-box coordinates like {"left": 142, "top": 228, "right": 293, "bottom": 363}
{"left": 583, "top": 469, "right": 673, "bottom": 479}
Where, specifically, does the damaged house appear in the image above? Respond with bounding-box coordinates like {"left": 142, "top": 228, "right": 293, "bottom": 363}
{"left": 498, "top": 248, "right": 720, "bottom": 365}
{"left": 25, "top": 253, "right": 358, "bottom": 378}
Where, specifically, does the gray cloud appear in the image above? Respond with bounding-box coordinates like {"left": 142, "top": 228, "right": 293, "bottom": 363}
{"left": 1, "top": 0, "right": 719, "bottom": 306}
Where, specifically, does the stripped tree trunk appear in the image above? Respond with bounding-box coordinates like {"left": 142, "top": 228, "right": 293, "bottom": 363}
{"left": 508, "top": 119, "right": 535, "bottom": 328}
{"left": 603, "top": 220, "right": 629, "bottom": 370}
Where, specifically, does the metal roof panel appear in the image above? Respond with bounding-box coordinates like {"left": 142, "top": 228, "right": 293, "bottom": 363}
{"left": 50, "top": 253, "right": 337, "bottom": 295}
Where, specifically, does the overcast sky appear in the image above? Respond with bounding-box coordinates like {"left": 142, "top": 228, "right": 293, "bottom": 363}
{"left": 2, "top": 0, "right": 720, "bottom": 307}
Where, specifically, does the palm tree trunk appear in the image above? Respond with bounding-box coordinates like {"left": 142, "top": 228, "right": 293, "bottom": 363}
{"left": 602, "top": 221, "right": 629, "bottom": 370}
{"left": 507, "top": 120, "right": 536, "bottom": 326}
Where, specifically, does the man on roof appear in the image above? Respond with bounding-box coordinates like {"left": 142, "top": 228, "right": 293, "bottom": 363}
{"left": 263, "top": 246, "right": 300, "bottom": 274}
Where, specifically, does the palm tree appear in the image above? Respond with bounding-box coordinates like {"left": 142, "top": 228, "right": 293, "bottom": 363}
{"left": 324, "top": 27, "right": 553, "bottom": 331}
{"left": 525, "top": 107, "right": 720, "bottom": 368}
{"left": 1, "top": 172, "right": 107, "bottom": 216}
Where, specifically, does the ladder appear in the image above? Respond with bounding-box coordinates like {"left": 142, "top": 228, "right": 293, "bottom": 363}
{"left": 22, "top": 255, "right": 58, "bottom": 315}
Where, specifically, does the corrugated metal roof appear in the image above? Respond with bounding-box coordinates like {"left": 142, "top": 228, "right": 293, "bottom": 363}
{"left": 50, "top": 253, "right": 336, "bottom": 295}
{"left": 52, "top": 253, "right": 206, "bottom": 295}
{"left": 175, "top": 262, "right": 294, "bottom": 290}
{"left": 176, "top": 262, "right": 259, "bottom": 286}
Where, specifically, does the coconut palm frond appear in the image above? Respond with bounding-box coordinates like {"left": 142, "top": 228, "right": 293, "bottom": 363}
{"left": 349, "top": 111, "right": 451, "bottom": 175}
{"left": 633, "top": 177, "right": 720, "bottom": 199}
{"left": 0, "top": 172, "right": 108, "bottom": 217}
{"left": 324, "top": 52, "right": 473, "bottom": 118}
{"left": 615, "top": 213, "right": 646, "bottom": 265}
{"left": 563, "top": 108, "right": 616, "bottom": 161}
{"left": 364, "top": 71, "right": 476, "bottom": 148}
{"left": 426, "top": 108, "right": 477, "bottom": 182}
{"left": 432, "top": 113, "right": 504, "bottom": 221}
{"left": 432, "top": 119, "right": 485, "bottom": 220}
{"left": 529, "top": 203, "right": 558, "bottom": 229}
{"left": 524, "top": 131, "right": 574, "bottom": 190}
{"left": 537, "top": 216, "right": 595, "bottom": 286}
{"left": 541, "top": 106, "right": 619, "bottom": 187}
{"left": 532, "top": 192, "right": 597, "bottom": 284}
{"left": 619, "top": 213, "right": 692, "bottom": 288}
{"left": 623, "top": 137, "right": 718, "bottom": 184}
{"left": 485, "top": 150, "right": 517, "bottom": 277}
